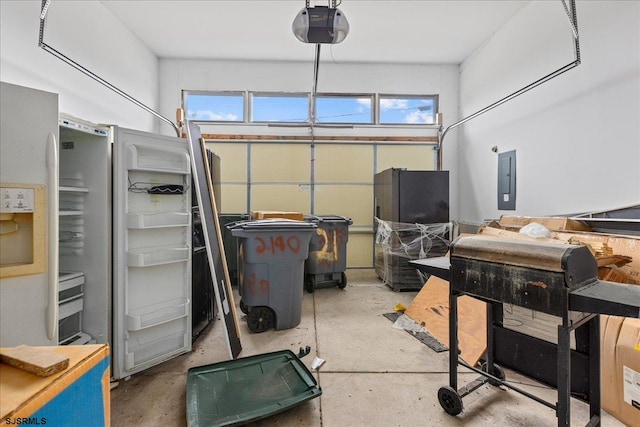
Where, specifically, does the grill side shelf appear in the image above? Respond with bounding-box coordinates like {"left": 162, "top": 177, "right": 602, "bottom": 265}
{"left": 569, "top": 280, "right": 640, "bottom": 317}
{"left": 409, "top": 257, "right": 451, "bottom": 281}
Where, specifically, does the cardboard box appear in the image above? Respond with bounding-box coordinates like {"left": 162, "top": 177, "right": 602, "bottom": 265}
{"left": 554, "top": 231, "right": 640, "bottom": 284}
{"left": 498, "top": 215, "right": 591, "bottom": 232}
{"left": 601, "top": 315, "right": 640, "bottom": 426}
{"left": 608, "top": 236, "right": 640, "bottom": 284}
{"left": 250, "top": 211, "right": 304, "bottom": 221}
{"left": 599, "top": 266, "right": 640, "bottom": 285}
{"left": 478, "top": 224, "right": 555, "bottom": 242}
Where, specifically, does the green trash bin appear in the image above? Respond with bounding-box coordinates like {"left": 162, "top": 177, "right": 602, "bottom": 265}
{"left": 229, "top": 219, "right": 316, "bottom": 333}
{"left": 304, "top": 215, "right": 353, "bottom": 293}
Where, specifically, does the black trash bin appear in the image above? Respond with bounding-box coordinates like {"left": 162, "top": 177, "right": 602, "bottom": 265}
{"left": 218, "top": 213, "right": 250, "bottom": 286}
{"left": 304, "top": 215, "right": 353, "bottom": 293}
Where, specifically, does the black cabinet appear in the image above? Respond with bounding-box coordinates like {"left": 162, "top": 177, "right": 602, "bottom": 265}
{"left": 374, "top": 168, "right": 449, "bottom": 224}
{"left": 374, "top": 168, "right": 450, "bottom": 291}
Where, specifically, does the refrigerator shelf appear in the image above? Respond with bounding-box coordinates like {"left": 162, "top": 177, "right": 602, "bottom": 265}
{"left": 59, "top": 297, "right": 84, "bottom": 320}
{"left": 58, "top": 327, "right": 82, "bottom": 345}
{"left": 126, "top": 144, "right": 190, "bottom": 174}
{"left": 59, "top": 271, "right": 84, "bottom": 303}
{"left": 59, "top": 210, "right": 83, "bottom": 216}
{"left": 59, "top": 185, "right": 89, "bottom": 193}
{"left": 59, "top": 231, "right": 84, "bottom": 242}
{"left": 125, "top": 331, "right": 189, "bottom": 371}
{"left": 127, "top": 212, "right": 190, "bottom": 229}
{"left": 59, "top": 271, "right": 85, "bottom": 290}
{"left": 126, "top": 247, "right": 190, "bottom": 267}
{"left": 59, "top": 291, "right": 84, "bottom": 305}
{"left": 63, "top": 332, "right": 95, "bottom": 346}
{"left": 126, "top": 297, "right": 190, "bottom": 331}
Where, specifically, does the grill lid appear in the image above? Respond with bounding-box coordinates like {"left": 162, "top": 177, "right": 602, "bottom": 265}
{"left": 452, "top": 236, "right": 577, "bottom": 272}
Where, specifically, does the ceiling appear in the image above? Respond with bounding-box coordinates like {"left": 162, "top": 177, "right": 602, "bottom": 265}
{"left": 100, "top": 0, "right": 529, "bottom": 64}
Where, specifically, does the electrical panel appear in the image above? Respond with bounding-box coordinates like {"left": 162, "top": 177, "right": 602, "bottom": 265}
{"left": 498, "top": 150, "right": 516, "bottom": 210}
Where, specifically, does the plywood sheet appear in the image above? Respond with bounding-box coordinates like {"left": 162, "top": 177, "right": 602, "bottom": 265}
{"left": 0, "top": 345, "right": 108, "bottom": 419}
{"left": 0, "top": 346, "right": 68, "bottom": 377}
{"left": 405, "top": 275, "right": 487, "bottom": 366}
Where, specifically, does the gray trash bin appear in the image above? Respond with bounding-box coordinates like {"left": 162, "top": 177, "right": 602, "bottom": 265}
{"left": 230, "top": 219, "right": 316, "bottom": 333}
{"left": 304, "top": 215, "right": 353, "bottom": 293}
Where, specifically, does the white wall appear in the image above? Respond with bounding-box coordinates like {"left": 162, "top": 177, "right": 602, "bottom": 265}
{"left": 159, "top": 59, "right": 461, "bottom": 218}
{"left": 458, "top": 0, "right": 640, "bottom": 222}
{"left": 0, "top": 0, "right": 160, "bottom": 132}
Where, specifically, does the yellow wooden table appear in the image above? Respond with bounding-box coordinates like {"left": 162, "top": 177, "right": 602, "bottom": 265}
{"left": 0, "top": 344, "right": 110, "bottom": 426}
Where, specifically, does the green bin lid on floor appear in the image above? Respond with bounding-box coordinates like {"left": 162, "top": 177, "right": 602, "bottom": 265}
{"left": 186, "top": 350, "right": 321, "bottom": 427}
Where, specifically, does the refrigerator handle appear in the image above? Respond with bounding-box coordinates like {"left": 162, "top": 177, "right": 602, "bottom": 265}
{"left": 46, "top": 132, "right": 59, "bottom": 341}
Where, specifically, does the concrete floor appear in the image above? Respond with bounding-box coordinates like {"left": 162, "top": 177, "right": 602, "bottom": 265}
{"left": 110, "top": 269, "right": 624, "bottom": 426}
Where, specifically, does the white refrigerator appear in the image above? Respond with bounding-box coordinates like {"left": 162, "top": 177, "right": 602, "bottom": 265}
{"left": 1, "top": 82, "right": 59, "bottom": 347}
{"left": 0, "top": 81, "right": 192, "bottom": 380}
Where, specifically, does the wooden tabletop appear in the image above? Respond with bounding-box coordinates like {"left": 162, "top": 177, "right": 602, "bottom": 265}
{"left": 0, "top": 344, "right": 109, "bottom": 419}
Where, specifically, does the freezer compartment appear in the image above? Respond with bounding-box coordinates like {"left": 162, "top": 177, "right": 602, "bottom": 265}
{"left": 126, "top": 297, "right": 190, "bottom": 331}
{"left": 59, "top": 297, "right": 84, "bottom": 319}
{"left": 127, "top": 247, "right": 190, "bottom": 267}
{"left": 59, "top": 313, "right": 82, "bottom": 344}
{"left": 59, "top": 298, "right": 84, "bottom": 344}
{"left": 124, "top": 329, "right": 190, "bottom": 371}
{"left": 58, "top": 115, "right": 111, "bottom": 347}
{"left": 59, "top": 271, "right": 84, "bottom": 303}
{"left": 127, "top": 212, "right": 190, "bottom": 229}
{"left": 66, "top": 332, "right": 95, "bottom": 345}
{"left": 59, "top": 284, "right": 84, "bottom": 304}
{"left": 126, "top": 144, "right": 190, "bottom": 174}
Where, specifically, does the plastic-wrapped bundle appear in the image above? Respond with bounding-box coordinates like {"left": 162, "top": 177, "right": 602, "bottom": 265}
{"left": 375, "top": 218, "right": 451, "bottom": 291}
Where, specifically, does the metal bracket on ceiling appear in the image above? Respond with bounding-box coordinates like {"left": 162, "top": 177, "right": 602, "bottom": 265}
{"left": 560, "top": 0, "right": 579, "bottom": 40}
{"left": 435, "top": 0, "right": 581, "bottom": 170}
{"left": 40, "top": 0, "right": 51, "bottom": 20}
{"left": 305, "top": 1, "right": 339, "bottom": 8}
{"left": 37, "top": 0, "right": 181, "bottom": 137}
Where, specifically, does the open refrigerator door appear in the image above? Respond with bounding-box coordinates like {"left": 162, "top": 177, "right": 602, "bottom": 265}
{"left": 112, "top": 127, "right": 192, "bottom": 379}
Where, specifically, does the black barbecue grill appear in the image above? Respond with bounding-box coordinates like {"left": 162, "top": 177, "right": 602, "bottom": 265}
{"left": 410, "top": 235, "right": 640, "bottom": 427}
